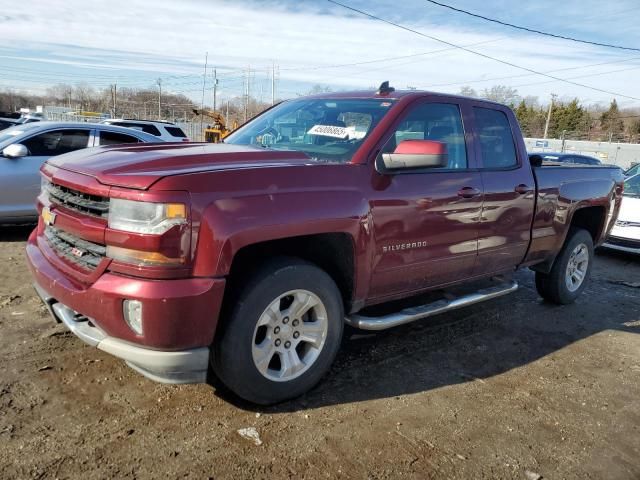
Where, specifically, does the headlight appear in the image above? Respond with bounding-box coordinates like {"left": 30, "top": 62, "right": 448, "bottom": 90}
{"left": 41, "top": 176, "right": 51, "bottom": 195}
{"left": 108, "top": 198, "right": 186, "bottom": 234}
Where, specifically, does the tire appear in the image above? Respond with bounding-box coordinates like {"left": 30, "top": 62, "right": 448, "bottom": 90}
{"left": 212, "top": 258, "right": 344, "bottom": 405}
{"left": 535, "top": 228, "right": 594, "bottom": 305}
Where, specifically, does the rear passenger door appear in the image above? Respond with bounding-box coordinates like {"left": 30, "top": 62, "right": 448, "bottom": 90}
{"left": 471, "top": 104, "right": 535, "bottom": 275}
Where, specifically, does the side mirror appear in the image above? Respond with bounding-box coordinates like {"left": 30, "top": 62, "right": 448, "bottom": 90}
{"left": 528, "top": 154, "right": 543, "bottom": 167}
{"left": 381, "top": 140, "right": 448, "bottom": 170}
{"left": 3, "top": 144, "right": 28, "bottom": 159}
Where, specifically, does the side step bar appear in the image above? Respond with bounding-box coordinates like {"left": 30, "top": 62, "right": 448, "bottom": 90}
{"left": 345, "top": 281, "right": 518, "bottom": 331}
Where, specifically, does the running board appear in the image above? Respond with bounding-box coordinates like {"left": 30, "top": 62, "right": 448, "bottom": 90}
{"left": 345, "top": 281, "right": 519, "bottom": 331}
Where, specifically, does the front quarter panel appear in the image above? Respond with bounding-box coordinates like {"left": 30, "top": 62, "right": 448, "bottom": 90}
{"left": 150, "top": 163, "right": 373, "bottom": 297}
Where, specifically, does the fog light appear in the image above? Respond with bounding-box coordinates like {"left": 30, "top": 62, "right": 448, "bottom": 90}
{"left": 123, "top": 300, "right": 143, "bottom": 335}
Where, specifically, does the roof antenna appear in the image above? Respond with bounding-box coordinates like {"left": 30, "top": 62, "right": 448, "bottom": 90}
{"left": 377, "top": 81, "right": 395, "bottom": 95}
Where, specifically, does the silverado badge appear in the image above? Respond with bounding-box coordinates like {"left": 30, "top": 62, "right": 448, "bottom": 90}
{"left": 42, "top": 207, "right": 56, "bottom": 226}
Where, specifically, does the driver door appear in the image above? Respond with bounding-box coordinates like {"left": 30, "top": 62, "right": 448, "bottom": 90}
{"left": 368, "top": 100, "right": 483, "bottom": 300}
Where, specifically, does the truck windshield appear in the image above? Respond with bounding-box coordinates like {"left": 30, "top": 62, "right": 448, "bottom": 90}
{"left": 224, "top": 98, "right": 395, "bottom": 163}
{"left": 623, "top": 174, "right": 640, "bottom": 197}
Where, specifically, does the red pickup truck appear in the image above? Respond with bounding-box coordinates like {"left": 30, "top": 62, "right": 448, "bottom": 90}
{"left": 27, "top": 84, "right": 624, "bottom": 404}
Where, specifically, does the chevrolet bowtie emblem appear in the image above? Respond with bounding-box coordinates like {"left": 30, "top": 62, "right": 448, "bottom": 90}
{"left": 42, "top": 207, "right": 56, "bottom": 226}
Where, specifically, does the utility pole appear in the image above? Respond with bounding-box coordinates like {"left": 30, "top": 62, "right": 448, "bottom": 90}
{"left": 110, "top": 83, "right": 117, "bottom": 118}
{"left": 271, "top": 63, "right": 276, "bottom": 105}
{"left": 213, "top": 67, "right": 218, "bottom": 112}
{"left": 543, "top": 93, "right": 556, "bottom": 139}
{"left": 226, "top": 100, "right": 229, "bottom": 125}
{"left": 244, "top": 67, "right": 250, "bottom": 123}
{"left": 200, "top": 52, "right": 208, "bottom": 140}
{"left": 157, "top": 78, "right": 162, "bottom": 120}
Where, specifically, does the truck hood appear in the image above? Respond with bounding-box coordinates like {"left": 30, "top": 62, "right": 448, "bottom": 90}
{"left": 47, "top": 143, "right": 312, "bottom": 190}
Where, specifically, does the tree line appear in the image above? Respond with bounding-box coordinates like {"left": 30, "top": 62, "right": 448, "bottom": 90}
{"left": 460, "top": 85, "right": 640, "bottom": 142}
{"left": 0, "top": 83, "right": 272, "bottom": 127}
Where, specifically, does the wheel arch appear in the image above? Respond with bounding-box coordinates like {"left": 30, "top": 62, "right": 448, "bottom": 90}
{"left": 223, "top": 233, "right": 357, "bottom": 313}
{"left": 531, "top": 204, "right": 605, "bottom": 274}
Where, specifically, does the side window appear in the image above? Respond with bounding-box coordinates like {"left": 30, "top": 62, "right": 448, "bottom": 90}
{"left": 473, "top": 107, "right": 518, "bottom": 169}
{"left": 384, "top": 103, "right": 467, "bottom": 169}
{"left": 165, "top": 126, "right": 187, "bottom": 138}
{"left": 99, "top": 131, "right": 141, "bottom": 146}
{"left": 624, "top": 174, "right": 640, "bottom": 195}
{"left": 140, "top": 124, "right": 161, "bottom": 136}
{"left": 22, "top": 129, "right": 90, "bottom": 156}
{"left": 112, "top": 122, "right": 161, "bottom": 136}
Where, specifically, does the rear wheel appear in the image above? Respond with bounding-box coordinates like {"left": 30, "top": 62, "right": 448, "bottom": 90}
{"left": 535, "top": 228, "right": 593, "bottom": 305}
{"left": 212, "top": 259, "right": 343, "bottom": 405}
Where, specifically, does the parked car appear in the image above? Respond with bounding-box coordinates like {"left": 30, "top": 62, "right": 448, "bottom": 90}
{"left": 529, "top": 152, "right": 602, "bottom": 166}
{"left": 0, "top": 118, "right": 18, "bottom": 131}
{"left": 16, "top": 114, "right": 44, "bottom": 124}
{"left": 101, "top": 119, "right": 190, "bottom": 142}
{"left": 28, "top": 87, "right": 623, "bottom": 404}
{"left": 624, "top": 163, "right": 640, "bottom": 178}
{"left": 603, "top": 173, "right": 640, "bottom": 254}
{"left": 0, "top": 122, "right": 161, "bottom": 224}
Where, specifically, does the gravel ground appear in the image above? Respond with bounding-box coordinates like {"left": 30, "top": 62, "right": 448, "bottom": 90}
{"left": 1, "top": 225, "right": 639, "bottom": 479}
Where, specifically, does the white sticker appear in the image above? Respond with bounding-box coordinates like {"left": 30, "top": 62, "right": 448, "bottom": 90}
{"left": 307, "top": 124, "right": 349, "bottom": 139}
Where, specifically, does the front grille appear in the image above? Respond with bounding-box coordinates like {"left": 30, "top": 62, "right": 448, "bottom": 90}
{"left": 44, "top": 226, "right": 106, "bottom": 270}
{"left": 45, "top": 182, "right": 109, "bottom": 218}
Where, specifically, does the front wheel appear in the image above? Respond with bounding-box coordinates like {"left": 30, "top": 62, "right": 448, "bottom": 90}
{"left": 535, "top": 228, "right": 594, "bottom": 305}
{"left": 212, "top": 259, "right": 344, "bottom": 405}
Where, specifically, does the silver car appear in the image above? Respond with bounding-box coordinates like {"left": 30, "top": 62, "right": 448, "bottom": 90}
{"left": 0, "top": 122, "right": 161, "bottom": 224}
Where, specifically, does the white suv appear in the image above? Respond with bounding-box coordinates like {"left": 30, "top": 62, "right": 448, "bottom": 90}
{"left": 101, "top": 119, "right": 189, "bottom": 142}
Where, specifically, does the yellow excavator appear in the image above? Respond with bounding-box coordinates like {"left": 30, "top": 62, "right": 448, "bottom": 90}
{"left": 193, "top": 109, "right": 237, "bottom": 143}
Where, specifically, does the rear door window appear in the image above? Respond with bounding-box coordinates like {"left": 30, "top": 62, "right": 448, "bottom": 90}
{"left": 165, "top": 126, "right": 187, "bottom": 138}
{"left": 99, "top": 130, "right": 141, "bottom": 146}
{"left": 473, "top": 107, "right": 518, "bottom": 169}
{"left": 111, "top": 122, "right": 161, "bottom": 136}
{"left": 22, "top": 129, "right": 90, "bottom": 156}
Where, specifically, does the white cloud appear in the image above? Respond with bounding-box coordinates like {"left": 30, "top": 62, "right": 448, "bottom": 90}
{"left": 1, "top": 0, "right": 639, "bottom": 107}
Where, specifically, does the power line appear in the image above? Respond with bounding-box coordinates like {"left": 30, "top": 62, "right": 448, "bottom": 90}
{"left": 422, "top": 0, "right": 640, "bottom": 52}
{"left": 327, "top": 0, "right": 640, "bottom": 101}
{"left": 417, "top": 57, "right": 640, "bottom": 90}
{"left": 279, "top": 37, "right": 503, "bottom": 72}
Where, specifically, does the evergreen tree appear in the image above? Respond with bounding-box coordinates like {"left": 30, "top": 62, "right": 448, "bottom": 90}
{"left": 550, "top": 99, "right": 587, "bottom": 138}
{"left": 600, "top": 99, "right": 625, "bottom": 137}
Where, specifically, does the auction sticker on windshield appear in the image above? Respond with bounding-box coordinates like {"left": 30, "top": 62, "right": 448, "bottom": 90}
{"left": 307, "top": 124, "right": 349, "bottom": 139}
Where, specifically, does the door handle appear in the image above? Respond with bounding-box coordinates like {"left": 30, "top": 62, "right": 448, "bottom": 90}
{"left": 457, "top": 187, "right": 481, "bottom": 199}
{"left": 514, "top": 184, "right": 532, "bottom": 194}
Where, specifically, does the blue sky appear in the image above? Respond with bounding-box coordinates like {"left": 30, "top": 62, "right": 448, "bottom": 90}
{"left": 1, "top": 0, "right": 639, "bottom": 107}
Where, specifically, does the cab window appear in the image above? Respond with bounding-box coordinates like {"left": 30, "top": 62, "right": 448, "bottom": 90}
{"left": 473, "top": 107, "right": 518, "bottom": 169}
{"left": 382, "top": 102, "right": 468, "bottom": 169}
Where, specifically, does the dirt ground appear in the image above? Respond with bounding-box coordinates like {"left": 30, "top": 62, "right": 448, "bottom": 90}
{"left": 0, "top": 225, "right": 638, "bottom": 480}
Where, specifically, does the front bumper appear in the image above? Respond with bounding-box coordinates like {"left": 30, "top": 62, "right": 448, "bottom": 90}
{"left": 34, "top": 283, "right": 209, "bottom": 383}
{"left": 27, "top": 232, "right": 226, "bottom": 384}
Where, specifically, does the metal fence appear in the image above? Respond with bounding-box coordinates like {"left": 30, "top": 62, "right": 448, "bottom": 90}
{"left": 43, "top": 107, "right": 207, "bottom": 141}
{"left": 525, "top": 138, "right": 640, "bottom": 170}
